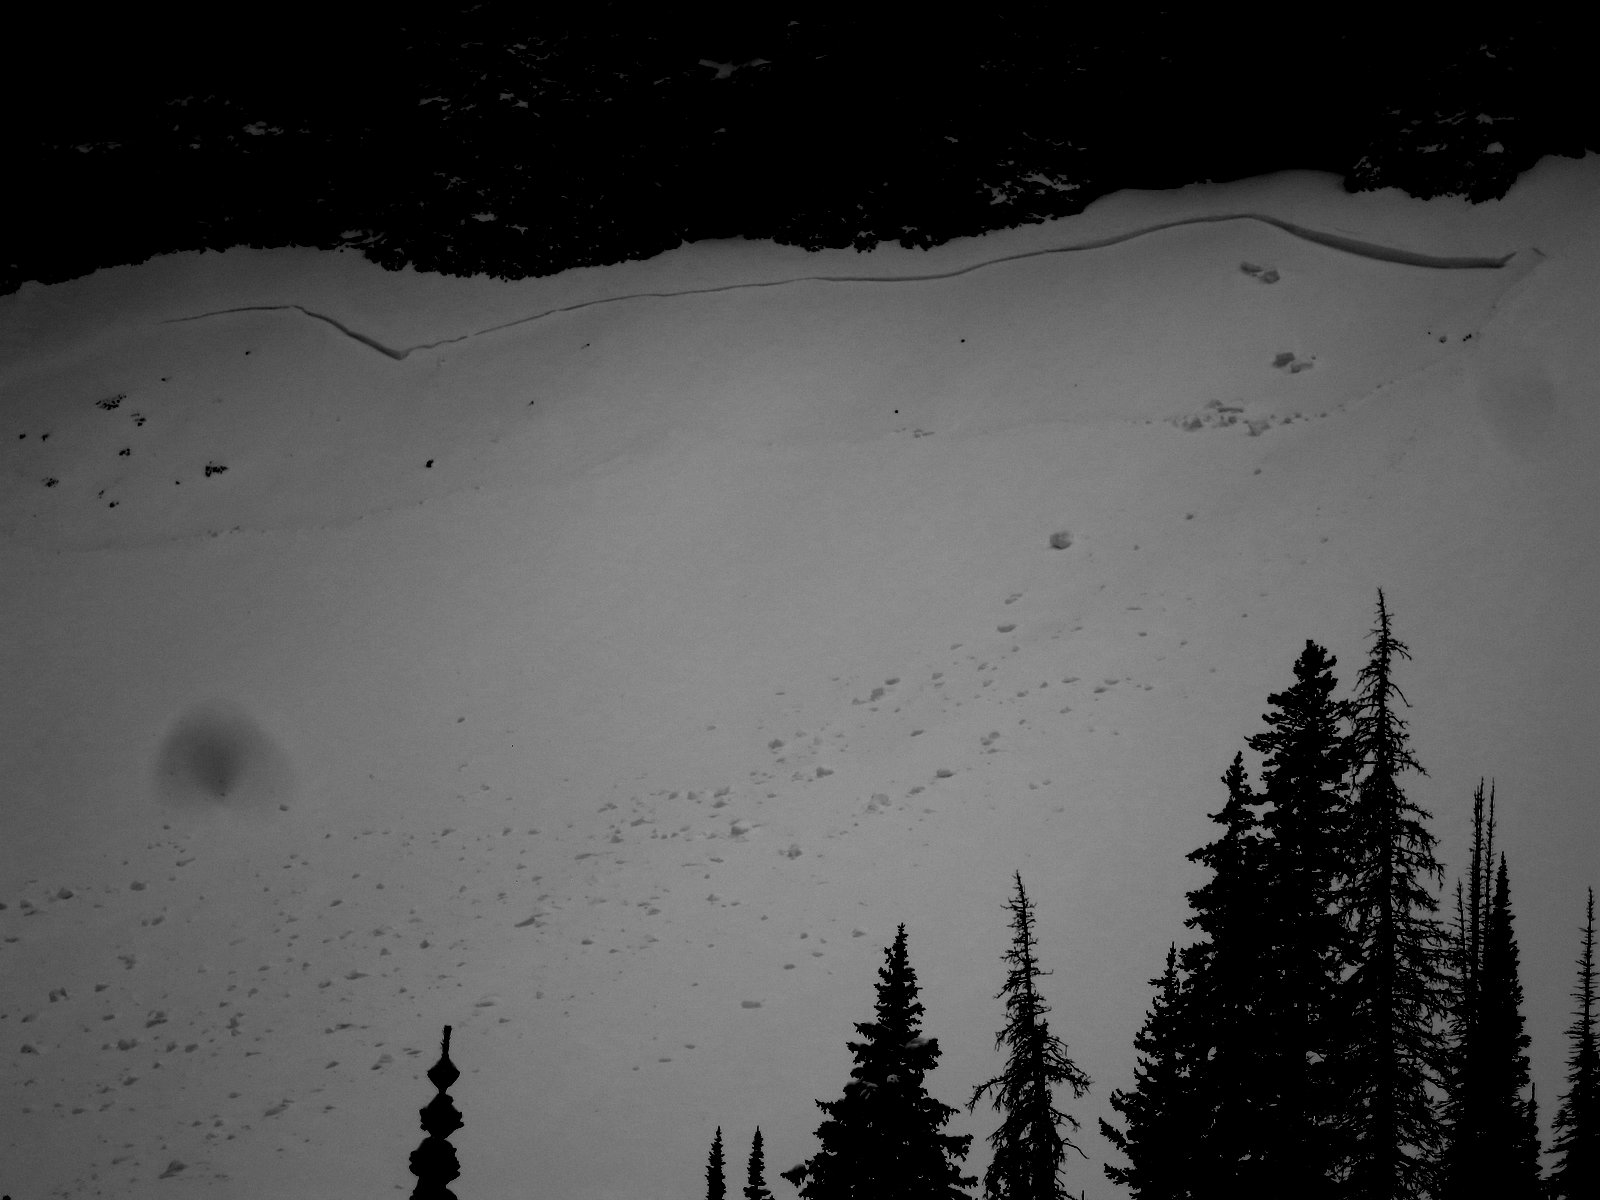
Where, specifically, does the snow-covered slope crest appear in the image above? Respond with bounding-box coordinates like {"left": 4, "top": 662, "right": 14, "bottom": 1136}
{"left": 8, "top": 155, "right": 1596, "bottom": 353}
{"left": 0, "top": 169, "right": 1570, "bottom": 555}
{"left": 0, "top": 158, "right": 1597, "bottom": 1200}
{"left": 138, "top": 215, "right": 1527, "bottom": 364}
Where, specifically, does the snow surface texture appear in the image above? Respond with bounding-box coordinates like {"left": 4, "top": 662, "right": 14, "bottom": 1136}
{"left": 2, "top": 161, "right": 1598, "bottom": 1199}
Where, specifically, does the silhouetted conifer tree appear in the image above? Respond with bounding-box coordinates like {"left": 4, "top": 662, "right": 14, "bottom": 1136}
{"left": 708, "top": 1126, "right": 727, "bottom": 1200}
{"left": 1523, "top": 1083, "right": 1543, "bottom": 1190}
{"left": 1441, "top": 805, "right": 1543, "bottom": 1194}
{"left": 1479, "top": 852, "right": 1542, "bottom": 1191}
{"left": 1100, "top": 943, "right": 1198, "bottom": 1199}
{"left": 1440, "top": 781, "right": 1505, "bottom": 1196}
{"left": 745, "top": 1127, "right": 774, "bottom": 1200}
{"left": 1175, "top": 751, "right": 1271, "bottom": 1187}
{"left": 1549, "top": 887, "right": 1600, "bottom": 1199}
{"left": 1110, "top": 642, "right": 1355, "bottom": 1195}
{"left": 408, "top": 1025, "right": 463, "bottom": 1200}
{"left": 1245, "top": 639, "right": 1353, "bottom": 1197}
{"left": 1336, "top": 590, "right": 1448, "bottom": 1200}
{"left": 1440, "top": 780, "right": 1536, "bottom": 1196}
{"left": 966, "top": 870, "right": 1092, "bottom": 1199}
{"left": 780, "top": 924, "right": 976, "bottom": 1200}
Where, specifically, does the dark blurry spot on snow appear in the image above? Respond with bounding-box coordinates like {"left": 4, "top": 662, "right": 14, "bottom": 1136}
{"left": 151, "top": 700, "right": 295, "bottom": 816}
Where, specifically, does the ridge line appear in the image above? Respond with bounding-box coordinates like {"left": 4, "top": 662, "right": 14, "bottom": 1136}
{"left": 156, "top": 216, "right": 1525, "bottom": 361}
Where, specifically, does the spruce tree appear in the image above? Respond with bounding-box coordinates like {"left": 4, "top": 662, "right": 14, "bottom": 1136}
{"left": 1549, "top": 887, "right": 1600, "bottom": 1199}
{"left": 1175, "top": 751, "right": 1271, "bottom": 1187}
{"left": 1439, "top": 781, "right": 1495, "bottom": 1197}
{"left": 1336, "top": 590, "right": 1448, "bottom": 1200}
{"left": 780, "top": 924, "right": 976, "bottom": 1200}
{"left": 1480, "top": 852, "right": 1542, "bottom": 1192}
{"left": 745, "top": 1127, "right": 774, "bottom": 1200}
{"left": 1245, "top": 639, "right": 1352, "bottom": 1198}
{"left": 1441, "top": 780, "right": 1543, "bottom": 1196}
{"left": 707, "top": 1126, "right": 727, "bottom": 1200}
{"left": 1111, "top": 643, "right": 1353, "bottom": 1195}
{"left": 1100, "top": 943, "right": 1197, "bottom": 1199}
{"left": 1522, "top": 1083, "right": 1542, "bottom": 1192}
{"left": 966, "top": 871, "right": 1092, "bottom": 1200}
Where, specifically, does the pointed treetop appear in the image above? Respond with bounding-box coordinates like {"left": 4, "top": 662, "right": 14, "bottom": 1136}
{"left": 968, "top": 870, "right": 1092, "bottom": 1198}
{"left": 1548, "top": 885, "right": 1599, "bottom": 1199}
{"left": 1358, "top": 587, "right": 1418, "bottom": 712}
{"left": 785, "top": 922, "right": 975, "bottom": 1199}
{"left": 707, "top": 1126, "right": 727, "bottom": 1200}
{"left": 1563, "top": 885, "right": 1597, "bottom": 1042}
{"left": 427, "top": 1025, "right": 460, "bottom": 1092}
{"left": 871, "top": 923, "right": 927, "bottom": 1038}
{"left": 744, "top": 1126, "right": 773, "bottom": 1200}
{"left": 410, "top": 1025, "right": 463, "bottom": 1198}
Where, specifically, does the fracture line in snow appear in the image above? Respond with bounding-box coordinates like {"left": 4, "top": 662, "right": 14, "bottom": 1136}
{"left": 158, "top": 215, "right": 1527, "bottom": 362}
{"left": 158, "top": 303, "right": 408, "bottom": 359}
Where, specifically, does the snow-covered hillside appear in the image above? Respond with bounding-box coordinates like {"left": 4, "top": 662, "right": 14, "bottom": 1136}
{"left": 2, "top": 159, "right": 1597, "bottom": 1199}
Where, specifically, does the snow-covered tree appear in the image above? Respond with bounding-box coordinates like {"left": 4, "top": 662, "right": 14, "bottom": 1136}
{"left": 967, "top": 870, "right": 1092, "bottom": 1199}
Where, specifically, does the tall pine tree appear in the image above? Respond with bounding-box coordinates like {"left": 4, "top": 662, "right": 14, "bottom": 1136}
{"left": 1245, "top": 639, "right": 1353, "bottom": 1198}
{"left": 1100, "top": 943, "right": 1198, "bottom": 1199}
{"left": 745, "top": 1127, "right": 774, "bottom": 1200}
{"left": 966, "top": 871, "right": 1092, "bottom": 1200}
{"left": 1549, "top": 887, "right": 1600, "bottom": 1199}
{"left": 1336, "top": 590, "right": 1448, "bottom": 1200}
{"left": 707, "top": 1126, "right": 727, "bottom": 1200}
{"left": 1440, "top": 780, "right": 1495, "bottom": 1197}
{"left": 1107, "top": 643, "right": 1352, "bottom": 1195}
{"left": 1439, "top": 785, "right": 1540, "bottom": 1193}
{"left": 1175, "top": 751, "right": 1273, "bottom": 1188}
{"left": 781, "top": 925, "right": 976, "bottom": 1200}
{"left": 1479, "top": 852, "right": 1542, "bottom": 1192}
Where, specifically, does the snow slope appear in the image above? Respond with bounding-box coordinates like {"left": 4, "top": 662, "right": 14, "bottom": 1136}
{"left": 2, "top": 158, "right": 1598, "bottom": 1199}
